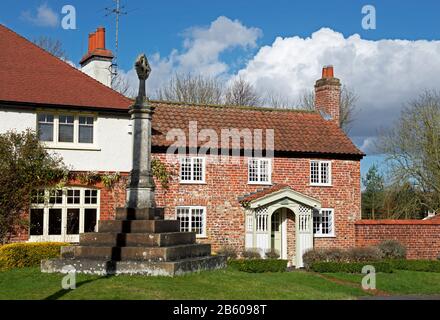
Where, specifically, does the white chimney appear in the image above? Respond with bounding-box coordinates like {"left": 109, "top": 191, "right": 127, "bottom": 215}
{"left": 79, "top": 27, "right": 113, "bottom": 87}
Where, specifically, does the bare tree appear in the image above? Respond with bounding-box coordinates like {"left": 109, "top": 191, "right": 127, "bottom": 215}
{"left": 156, "top": 73, "right": 223, "bottom": 105}
{"left": 33, "top": 36, "right": 67, "bottom": 60}
{"left": 298, "top": 86, "right": 358, "bottom": 132}
{"left": 264, "top": 92, "right": 296, "bottom": 109}
{"left": 224, "top": 77, "right": 261, "bottom": 107}
{"left": 112, "top": 73, "right": 136, "bottom": 98}
{"left": 378, "top": 90, "right": 440, "bottom": 214}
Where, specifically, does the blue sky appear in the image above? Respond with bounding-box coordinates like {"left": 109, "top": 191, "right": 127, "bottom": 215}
{"left": 2, "top": 0, "right": 440, "bottom": 182}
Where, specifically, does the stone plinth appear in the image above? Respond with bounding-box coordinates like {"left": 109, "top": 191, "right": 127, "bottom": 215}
{"left": 41, "top": 207, "right": 226, "bottom": 276}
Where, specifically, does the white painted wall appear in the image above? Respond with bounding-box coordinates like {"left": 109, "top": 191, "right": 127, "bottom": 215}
{"left": 81, "top": 59, "right": 112, "bottom": 87}
{"left": 0, "top": 109, "right": 133, "bottom": 172}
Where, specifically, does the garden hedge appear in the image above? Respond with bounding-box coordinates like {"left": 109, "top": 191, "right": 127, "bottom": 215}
{"left": 310, "top": 261, "right": 393, "bottom": 273}
{"left": 229, "top": 259, "right": 288, "bottom": 273}
{"left": 0, "top": 242, "right": 67, "bottom": 270}
{"left": 387, "top": 259, "right": 440, "bottom": 273}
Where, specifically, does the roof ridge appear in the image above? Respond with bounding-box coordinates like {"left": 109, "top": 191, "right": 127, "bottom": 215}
{"left": 0, "top": 24, "right": 131, "bottom": 105}
{"left": 150, "top": 99, "right": 316, "bottom": 113}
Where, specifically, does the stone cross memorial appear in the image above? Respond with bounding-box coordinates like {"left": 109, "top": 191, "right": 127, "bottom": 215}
{"left": 41, "top": 54, "right": 226, "bottom": 276}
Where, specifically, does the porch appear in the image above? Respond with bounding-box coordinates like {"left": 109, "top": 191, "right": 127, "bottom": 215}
{"left": 240, "top": 184, "right": 321, "bottom": 268}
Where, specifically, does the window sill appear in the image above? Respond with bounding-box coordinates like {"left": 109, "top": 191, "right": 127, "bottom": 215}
{"left": 313, "top": 234, "right": 336, "bottom": 238}
{"left": 43, "top": 143, "right": 101, "bottom": 151}
{"left": 196, "top": 235, "right": 208, "bottom": 239}
{"left": 310, "top": 183, "right": 332, "bottom": 187}
{"left": 179, "top": 181, "right": 207, "bottom": 185}
{"left": 248, "top": 182, "right": 272, "bottom": 186}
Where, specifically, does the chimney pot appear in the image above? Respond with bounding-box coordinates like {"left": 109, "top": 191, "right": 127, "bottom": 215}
{"left": 96, "top": 27, "right": 106, "bottom": 49}
{"left": 322, "top": 65, "right": 334, "bottom": 79}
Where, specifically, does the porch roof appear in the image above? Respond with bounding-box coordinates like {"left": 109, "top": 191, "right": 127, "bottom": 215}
{"left": 238, "top": 184, "right": 321, "bottom": 209}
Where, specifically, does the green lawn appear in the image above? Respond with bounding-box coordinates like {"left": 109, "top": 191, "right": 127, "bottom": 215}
{"left": 0, "top": 267, "right": 439, "bottom": 300}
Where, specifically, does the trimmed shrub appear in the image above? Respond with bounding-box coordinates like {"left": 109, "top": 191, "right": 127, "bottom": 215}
{"left": 216, "top": 246, "right": 238, "bottom": 260}
{"left": 346, "top": 246, "right": 383, "bottom": 262}
{"left": 0, "top": 242, "right": 67, "bottom": 270}
{"left": 378, "top": 240, "right": 407, "bottom": 259}
{"left": 265, "top": 249, "right": 280, "bottom": 259}
{"left": 310, "top": 261, "right": 393, "bottom": 274}
{"left": 241, "top": 248, "right": 261, "bottom": 259}
{"left": 388, "top": 259, "right": 440, "bottom": 273}
{"left": 302, "top": 248, "right": 348, "bottom": 268}
{"left": 229, "top": 259, "right": 288, "bottom": 273}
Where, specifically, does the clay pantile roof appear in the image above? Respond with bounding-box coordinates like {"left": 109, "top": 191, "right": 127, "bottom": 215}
{"left": 150, "top": 101, "right": 364, "bottom": 157}
{"left": 0, "top": 24, "right": 363, "bottom": 157}
{"left": 0, "top": 24, "right": 131, "bottom": 110}
{"left": 238, "top": 184, "right": 291, "bottom": 204}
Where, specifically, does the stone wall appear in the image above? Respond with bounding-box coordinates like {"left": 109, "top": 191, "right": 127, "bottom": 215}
{"left": 355, "top": 220, "right": 440, "bottom": 259}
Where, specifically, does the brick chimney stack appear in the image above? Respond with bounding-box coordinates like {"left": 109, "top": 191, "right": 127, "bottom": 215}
{"left": 314, "top": 65, "right": 341, "bottom": 125}
{"left": 80, "top": 27, "right": 113, "bottom": 87}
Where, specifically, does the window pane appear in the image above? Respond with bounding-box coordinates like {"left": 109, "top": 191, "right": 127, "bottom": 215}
{"left": 30, "top": 209, "right": 44, "bottom": 235}
{"left": 66, "top": 209, "right": 80, "bottom": 234}
{"left": 191, "top": 208, "right": 204, "bottom": 235}
{"left": 180, "top": 158, "right": 192, "bottom": 181}
{"left": 259, "top": 160, "right": 269, "bottom": 182}
{"left": 84, "top": 189, "right": 98, "bottom": 204}
{"left": 79, "top": 125, "right": 93, "bottom": 143}
{"left": 48, "top": 209, "right": 62, "bottom": 235}
{"left": 49, "top": 190, "right": 63, "bottom": 204}
{"left": 311, "top": 161, "right": 320, "bottom": 184}
{"left": 31, "top": 189, "right": 45, "bottom": 204}
{"left": 79, "top": 116, "right": 94, "bottom": 143}
{"left": 59, "top": 115, "right": 74, "bottom": 142}
{"left": 321, "top": 162, "right": 329, "bottom": 184}
{"left": 38, "top": 114, "right": 54, "bottom": 142}
{"left": 192, "top": 158, "right": 203, "bottom": 181}
{"left": 248, "top": 159, "right": 258, "bottom": 182}
{"left": 176, "top": 208, "right": 190, "bottom": 232}
{"left": 84, "top": 209, "right": 97, "bottom": 232}
{"left": 67, "top": 190, "right": 80, "bottom": 204}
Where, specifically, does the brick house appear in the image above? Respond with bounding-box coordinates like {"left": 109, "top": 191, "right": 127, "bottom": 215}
{"left": 0, "top": 25, "right": 364, "bottom": 267}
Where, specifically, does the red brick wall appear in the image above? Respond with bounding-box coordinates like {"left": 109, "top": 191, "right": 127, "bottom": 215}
{"left": 153, "top": 153, "right": 361, "bottom": 253}
{"left": 355, "top": 220, "right": 440, "bottom": 259}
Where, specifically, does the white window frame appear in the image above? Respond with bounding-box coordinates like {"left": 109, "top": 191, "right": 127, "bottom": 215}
{"left": 310, "top": 160, "right": 332, "bottom": 186}
{"left": 313, "top": 208, "right": 335, "bottom": 237}
{"left": 29, "top": 187, "right": 100, "bottom": 243}
{"left": 37, "top": 112, "right": 99, "bottom": 150}
{"left": 179, "top": 156, "right": 206, "bottom": 184}
{"left": 175, "top": 206, "right": 207, "bottom": 238}
{"left": 247, "top": 158, "right": 272, "bottom": 185}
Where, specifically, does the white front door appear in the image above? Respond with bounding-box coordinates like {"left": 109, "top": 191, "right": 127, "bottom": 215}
{"left": 271, "top": 210, "right": 282, "bottom": 256}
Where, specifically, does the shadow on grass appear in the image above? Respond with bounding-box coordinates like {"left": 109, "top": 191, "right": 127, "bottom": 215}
{"left": 44, "top": 275, "right": 114, "bottom": 300}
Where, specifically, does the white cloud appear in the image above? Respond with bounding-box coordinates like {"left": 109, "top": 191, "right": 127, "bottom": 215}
{"left": 121, "top": 16, "right": 262, "bottom": 96}
{"left": 21, "top": 3, "right": 59, "bottom": 27}
{"left": 235, "top": 28, "right": 440, "bottom": 152}
{"left": 119, "top": 20, "right": 440, "bottom": 156}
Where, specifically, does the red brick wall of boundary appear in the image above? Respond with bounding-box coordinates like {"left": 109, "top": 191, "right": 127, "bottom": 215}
{"left": 355, "top": 220, "right": 440, "bottom": 260}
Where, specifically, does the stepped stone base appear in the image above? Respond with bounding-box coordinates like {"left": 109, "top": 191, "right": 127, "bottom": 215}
{"left": 41, "top": 255, "right": 226, "bottom": 276}
{"left": 41, "top": 206, "right": 226, "bottom": 276}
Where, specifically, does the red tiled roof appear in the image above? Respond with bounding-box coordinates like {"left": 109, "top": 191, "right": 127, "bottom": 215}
{"left": 238, "top": 184, "right": 291, "bottom": 203}
{"left": 0, "top": 24, "right": 363, "bottom": 157}
{"left": 150, "top": 101, "right": 364, "bottom": 156}
{"left": 0, "top": 24, "right": 131, "bottom": 110}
